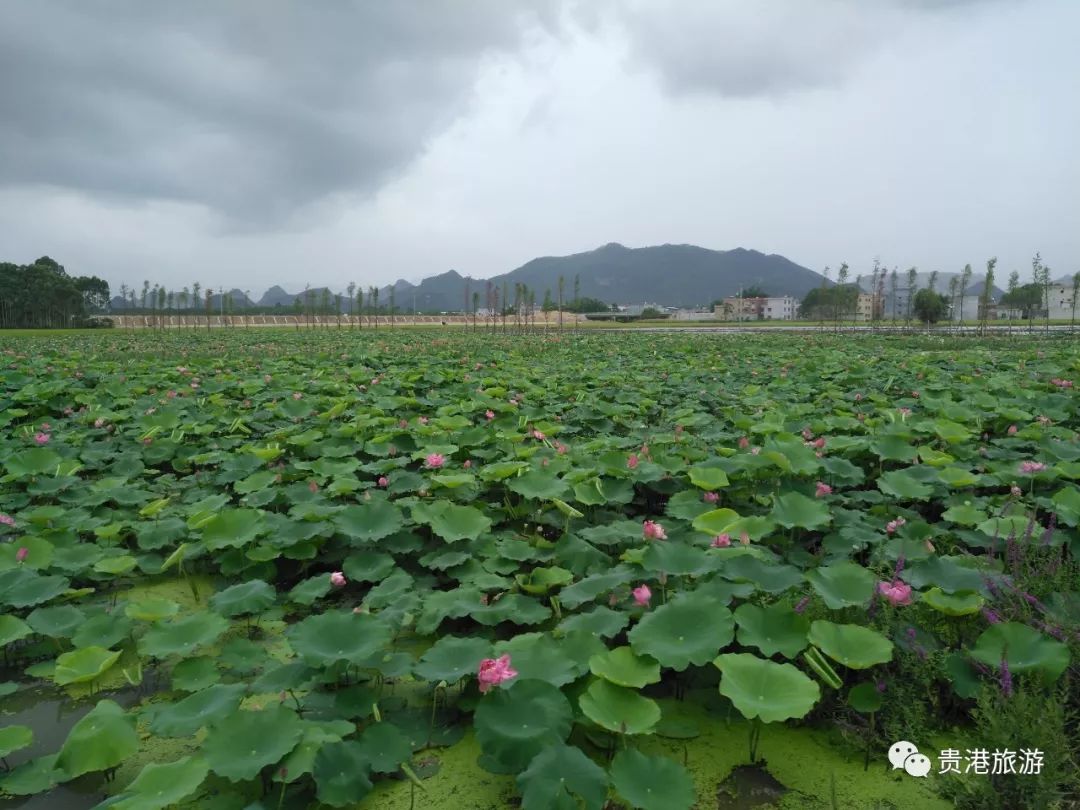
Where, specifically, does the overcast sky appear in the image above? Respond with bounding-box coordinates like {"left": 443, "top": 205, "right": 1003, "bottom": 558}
{"left": 1, "top": 0, "right": 1077, "bottom": 294}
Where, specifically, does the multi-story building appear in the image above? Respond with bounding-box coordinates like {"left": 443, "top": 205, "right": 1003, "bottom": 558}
{"left": 715, "top": 296, "right": 799, "bottom": 321}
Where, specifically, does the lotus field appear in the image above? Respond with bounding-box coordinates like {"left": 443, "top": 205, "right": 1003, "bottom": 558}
{"left": 0, "top": 329, "right": 1077, "bottom": 809}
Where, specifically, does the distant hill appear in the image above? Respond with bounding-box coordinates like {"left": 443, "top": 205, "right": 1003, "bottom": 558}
{"left": 107, "top": 243, "right": 827, "bottom": 313}
{"left": 489, "top": 243, "right": 823, "bottom": 308}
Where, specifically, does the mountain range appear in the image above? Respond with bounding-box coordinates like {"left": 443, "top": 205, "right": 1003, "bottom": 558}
{"left": 110, "top": 243, "right": 826, "bottom": 312}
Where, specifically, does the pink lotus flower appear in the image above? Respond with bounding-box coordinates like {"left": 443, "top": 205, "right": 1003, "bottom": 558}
{"left": 854, "top": 392, "right": 863, "bottom": 401}
{"left": 94, "top": 418, "right": 105, "bottom": 428}
{"left": 190, "top": 382, "right": 199, "bottom": 389}
{"left": 815, "top": 481, "right": 832, "bottom": 498}
{"left": 1019, "top": 461, "right": 1046, "bottom": 475}
{"left": 532, "top": 429, "right": 545, "bottom": 441}
{"left": 878, "top": 580, "right": 912, "bottom": 606}
{"left": 485, "top": 410, "right": 495, "bottom": 421}
{"left": 885, "top": 517, "right": 906, "bottom": 535}
{"left": 463, "top": 459, "right": 472, "bottom": 469}
{"left": 632, "top": 584, "right": 652, "bottom": 606}
{"left": 329, "top": 571, "right": 346, "bottom": 588}
{"left": 33, "top": 432, "right": 49, "bottom": 445}
{"left": 477, "top": 654, "right": 518, "bottom": 694}
{"left": 556, "top": 442, "right": 569, "bottom": 454}
{"left": 420, "top": 416, "right": 429, "bottom": 425}
{"left": 292, "top": 392, "right": 302, "bottom": 400}
{"left": 711, "top": 534, "right": 731, "bottom": 548}
{"left": 40, "top": 422, "right": 51, "bottom": 431}
{"left": 802, "top": 427, "right": 813, "bottom": 440}
{"left": 377, "top": 476, "right": 389, "bottom": 488}
{"left": 627, "top": 453, "right": 639, "bottom": 470}
{"left": 642, "top": 520, "right": 667, "bottom": 540}
{"left": 15, "top": 547, "right": 29, "bottom": 563}
{"left": 911, "top": 391, "right": 920, "bottom": 398}
{"left": 738, "top": 436, "right": 750, "bottom": 449}
{"left": 264, "top": 374, "right": 272, "bottom": 383}
{"left": 750, "top": 447, "right": 760, "bottom": 455}
{"left": 898, "top": 407, "right": 912, "bottom": 418}
{"left": 0, "top": 513, "right": 14, "bottom": 527}
{"left": 1051, "top": 378, "right": 1073, "bottom": 389}
{"left": 703, "top": 491, "right": 719, "bottom": 503}
{"left": 813, "top": 437, "right": 826, "bottom": 449}
{"left": 399, "top": 419, "right": 409, "bottom": 429}
{"left": 1007, "top": 425, "right": 1018, "bottom": 436}
{"left": 1010, "top": 484, "right": 1022, "bottom": 497}
{"left": 425, "top": 453, "right": 445, "bottom": 469}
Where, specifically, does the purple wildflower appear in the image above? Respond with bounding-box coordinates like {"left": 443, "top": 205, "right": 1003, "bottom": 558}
{"left": 981, "top": 607, "right": 1001, "bottom": 624}
{"left": 999, "top": 657, "right": 1013, "bottom": 697}
{"left": 794, "top": 596, "right": 811, "bottom": 614}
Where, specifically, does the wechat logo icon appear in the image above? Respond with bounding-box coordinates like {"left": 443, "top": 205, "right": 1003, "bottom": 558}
{"left": 889, "top": 741, "right": 931, "bottom": 777}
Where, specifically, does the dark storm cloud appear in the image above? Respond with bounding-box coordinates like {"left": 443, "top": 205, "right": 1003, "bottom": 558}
{"left": 615, "top": 0, "right": 1020, "bottom": 98}
{"left": 0, "top": 1, "right": 553, "bottom": 223}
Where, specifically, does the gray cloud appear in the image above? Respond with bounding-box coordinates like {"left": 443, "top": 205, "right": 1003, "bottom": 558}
{"left": 0, "top": 1, "right": 554, "bottom": 224}
{"left": 613, "top": 0, "right": 1020, "bottom": 98}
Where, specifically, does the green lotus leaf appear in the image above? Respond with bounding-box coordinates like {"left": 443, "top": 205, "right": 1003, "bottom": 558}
{"left": 54, "top": 646, "right": 121, "bottom": 686}
{"left": 734, "top": 602, "right": 810, "bottom": 659}
{"left": 138, "top": 612, "right": 229, "bottom": 658}
{"left": 312, "top": 740, "right": 374, "bottom": 807}
{"left": 804, "top": 562, "right": 876, "bottom": 609}
{"left": 642, "top": 541, "right": 710, "bottom": 576}
{"left": 1051, "top": 486, "right": 1080, "bottom": 526}
{"left": 203, "top": 705, "right": 304, "bottom": 782}
{"left": 808, "top": 621, "right": 894, "bottom": 669}
{"left": 517, "top": 744, "right": 608, "bottom": 810}
{"left": 944, "top": 652, "right": 982, "bottom": 699}
{"left": 719, "top": 554, "right": 804, "bottom": 594}
{"left": 0, "top": 614, "right": 33, "bottom": 646}
{"left": 493, "top": 633, "right": 579, "bottom": 687}
{"left": 936, "top": 467, "right": 979, "bottom": 488}
{"left": 27, "top": 604, "right": 85, "bottom": 638}
{"left": 921, "top": 587, "right": 984, "bottom": 616}
{"left": 109, "top": 755, "right": 209, "bottom": 810}
{"left": 870, "top": 435, "right": 919, "bottom": 462}
{"left": 588, "top": 646, "right": 661, "bottom": 688}
{"left": 124, "top": 598, "right": 180, "bottom": 622}
{"left": 286, "top": 610, "right": 392, "bottom": 666}
{"left": 355, "top": 722, "right": 413, "bottom": 773}
{"left": 559, "top": 570, "right": 634, "bottom": 609}
{"left": 148, "top": 683, "right": 248, "bottom": 737}
{"left": 171, "top": 656, "right": 220, "bottom": 692}
{"left": 2, "top": 572, "right": 71, "bottom": 608}
{"left": 343, "top": 549, "right": 396, "bottom": 582}
{"left": 200, "top": 508, "right": 267, "bottom": 550}
{"left": 208, "top": 579, "right": 276, "bottom": 617}
{"left": 288, "top": 574, "right": 332, "bottom": 605}
{"left": 715, "top": 653, "right": 821, "bottom": 723}
{"left": 628, "top": 592, "right": 734, "bottom": 671}
{"left": 507, "top": 470, "right": 569, "bottom": 500}
{"left": 664, "top": 490, "right": 713, "bottom": 521}
{"left": 691, "top": 508, "right": 741, "bottom": 536}
{"left": 557, "top": 606, "right": 629, "bottom": 638}
{"left": 688, "top": 466, "right": 730, "bottom": 490}
{"left": 610, "top": 748, "right": 695, "bottom": 810}
{"left": 479, "top": 461, "right": 530, "bottom": 481}
{"left": 848, "top": 682, "right": 884, "bottom": 714}
{"left": 0, "top": 725, "right": 32, "bottom": 758}
{"left": 0, "top": 754, "right": 63, "bottom": 796}
{"left": 579, "top": 677, "right": 660, "bottom": 735}
{"left": 903, "top": 556, "right": 989, "bottom": 594}
{"left": 334, "top": 501, "right": 405, "bottom": 543}
{"left": 474, "top": 679, "right": 573, "bottom": 772}
{"left": 0, "top": 536, "right": 52, "bottom": 569}
{"left": 970, "top": 622, "right": 1070, "bottom": 683}
{"left": 417, "top": 501, "right": 492, "bottom": 542}
{"left": 4, "top": 447, "right": 63, "bottom": 477}
{"left": 941, "top": 503, "right": 987, "bottom": 526}
{"left": 472, "top": 593, "right": 551, "bottom": 627}
{"left": 877, "top": 469, "right": 933, "bottom": 501}
{"left": 414, "top": 635, "right": 493, "bottom": 683}
{"left": 516, "top": 566, "right": 574, "bottom": 595}
{"left": 976, "top": 515, "right": 1037, "bottom": 539}
{"left": 94, "top": 555, "right": 137, "bottom": 575}
{"left": 770, "top": 491, "right": 832, "bottom": 530}
{"left": 55, "top": 699, "right": 138, "bottom": 779}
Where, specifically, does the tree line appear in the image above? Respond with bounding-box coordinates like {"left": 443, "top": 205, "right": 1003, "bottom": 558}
{"left": 0, "top": 257, "right": 110, "bottom": 329}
